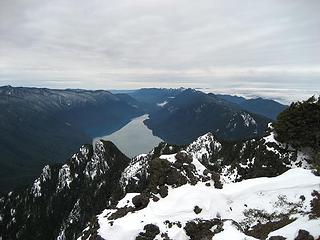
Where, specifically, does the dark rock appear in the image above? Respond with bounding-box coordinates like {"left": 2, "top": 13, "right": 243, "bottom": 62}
{"left": 173, "top": 161, "right": 183, "bottom": 168}
{"left": 184, "top": 219, "right": 223, "bottom": 240}
{"left": 160, "top": 232, "right": 170, "bottom": 240}
{"left": 194, "top": 205, "right": 202, "bottom": 214}
{"left": 203, "top": 169, "right": 210, "bottom": 175}
{"left": 108, "top": 207, "right": 134, "bottom": 220}
{"left": 295, "top": 229, "right": 314, "bottom": 240}
{"left": 96, "top": 236, "right": 105, "bottom": 240}
{"left": 202, "top": 176, "right": 211, "bottom": 182}
{"left": 152, "top": 195, "right": 160, "bottom": 202}
{"left": 175, "top": 151, "right": 192, "bottom": 163}
{"left": 190, "top": 178, "right": 198, "bottom": 186}
{"left": 136, "top": 224, "right": 160, "bottom": 240}
{"left": 211, "top": 172, "right": 223, "bottom": 189}
{"left": 132, "top": 194, "right": 150, "bottom": 210}
{"left": 166, "top": 170, "right": 181, "bottom": 185}
{"left": 159, "top": 185, "right": 168, "bottom": 198}
{"left": 164, "top": 220, "right": 173, "bottom": 228}
{"left": 269, "top": 236, "right": 286, "bottom": 240}
{"left": 144, "top": 224, "right": 160, "bottom": 236}
{"left": 310, "top": 190, "right": 320, "bottom": 219}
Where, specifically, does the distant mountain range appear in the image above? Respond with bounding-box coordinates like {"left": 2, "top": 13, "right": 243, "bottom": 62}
{"left": 217, "top": 94, "right": 287, "bottom": 120}
{"left": 142, "top": 89, "right": 286, "bottom": 144}
{"left": 0, "top": 86, "right": 287, "bottom": 192}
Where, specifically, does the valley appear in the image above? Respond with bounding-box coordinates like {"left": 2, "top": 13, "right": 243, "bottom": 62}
{"left": 2, "top": 1, "right": 319, "bottom": 239}
{"left": 0, "top": 86, "right": 287, "bottom": 193}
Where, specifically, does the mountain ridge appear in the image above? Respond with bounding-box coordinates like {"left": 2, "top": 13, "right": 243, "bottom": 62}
{"left": 0, "top": 86, "right": 143, "bottom": 193}
{"left": 1, "top": 127, "right": 318, "bottom": 239}
{"left": 144, "top": 89, "right": 272, "bottom": 144}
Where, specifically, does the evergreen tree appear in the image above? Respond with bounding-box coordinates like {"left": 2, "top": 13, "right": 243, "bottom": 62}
{"left": 273, "top": 96, "right": 320, "bottom": 164}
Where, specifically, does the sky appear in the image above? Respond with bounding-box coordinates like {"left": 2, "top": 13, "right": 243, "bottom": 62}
{"left": 0, "top": 0, "right": 319, "bottom": 103}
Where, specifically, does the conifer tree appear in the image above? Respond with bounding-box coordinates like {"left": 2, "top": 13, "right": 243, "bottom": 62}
{"left": 273, "top": 96, "right": 320, "bottom": 164}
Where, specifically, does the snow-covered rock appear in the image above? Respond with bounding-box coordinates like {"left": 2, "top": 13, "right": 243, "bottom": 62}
{"left": 95, "top": 168, "right": 320, "bottom": 240}
{"left": 1, "top": 130, "right": 318, "bottom": 240}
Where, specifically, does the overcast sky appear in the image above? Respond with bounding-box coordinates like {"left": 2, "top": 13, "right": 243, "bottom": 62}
{"left": 0, "top": 0, "right": 319, "bottom": 102}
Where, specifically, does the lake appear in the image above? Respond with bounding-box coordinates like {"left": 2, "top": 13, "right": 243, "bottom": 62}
{"left": 93, "top": 114, "right": 163, "bottom": 158}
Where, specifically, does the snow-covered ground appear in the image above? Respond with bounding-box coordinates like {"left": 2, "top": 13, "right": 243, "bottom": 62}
{"left": 74, "top": 131, "right": 318, "bottom": 239}
{"left": 95, "top": 168, "right": 320, "bottom": 240}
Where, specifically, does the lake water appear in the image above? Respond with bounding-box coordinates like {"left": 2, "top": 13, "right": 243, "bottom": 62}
{"left": 93, "top": 114, "right": 163, "bottom": 158}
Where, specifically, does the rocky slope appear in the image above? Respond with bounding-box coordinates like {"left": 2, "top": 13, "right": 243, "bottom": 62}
{"left": 1, "top": 128, "right": 319, "bottom": 240}
{"left": 0, "top": 140, "right": 130, "bottom": 240}
{"left": 79, "top": 131, "right": 319, "bottom": 240}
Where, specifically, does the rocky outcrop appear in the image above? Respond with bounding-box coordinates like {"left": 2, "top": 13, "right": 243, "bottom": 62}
{"left": 0, "top": 140, "right": 129, "bottom": 240}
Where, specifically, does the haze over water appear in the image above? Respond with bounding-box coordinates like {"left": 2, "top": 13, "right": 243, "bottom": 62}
{"left": 93, "top": 114, "right": 163, "bottom": 158}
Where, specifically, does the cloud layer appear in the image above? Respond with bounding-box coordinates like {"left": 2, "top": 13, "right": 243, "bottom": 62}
{"left": 0, "top": 0, "right": 319, "bottom": 102}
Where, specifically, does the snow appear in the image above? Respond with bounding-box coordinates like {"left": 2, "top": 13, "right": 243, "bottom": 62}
{"left": 57, "top": 230, "right": 65, "bottom": 240}
{"left": 159, "top": 154, "right": 176, "bottom": 163}
{"left": 191, "top": 155, "right": 207, "bottom": 175}
{"left": 240, "top": 113, "right": 256, "bottom": 127}
{"left": 120, "top": 154, "right": 148, "bottom": 187}
{"left": 220, "top": 165, "right": 238, "bottom": 183}
{"left": 268, "top": 216, "right": 320, "bottom": 239}
{"left": 263, "top": 132, "right": 311, "bottom": 169}
{"left": 263, "top": 131, "right": 277, "bottom": 144}
{"left": 80, "top": 145, "right": 89, "bottom": 157}
{"left": 85, "top": 141, "right": 110, "bottom": 180}
{"left": 96, "top": 168, "right": 320, "bottom": 239}
{"left": 157, "top": 101, "right": 168, "bottom": 107}
{"left": 116, "top": 193, "right": 139, "bottom": 208}
{"left": 57, "top": 164, "right": 72, "bottom": 191}
{"left": 31, "top": 178, "right": 41, "bottom": 197}
{"left": 160, "top": 151, "right": 206, "bottom": 176}
{"left": 31, "top": 165, "right": 51, "bottom": 197}
{"left": 187, "top": 132, "right": 221, "bottom": 164}
{"left": 213, "top": 221, "right": 257, "bottom": 240}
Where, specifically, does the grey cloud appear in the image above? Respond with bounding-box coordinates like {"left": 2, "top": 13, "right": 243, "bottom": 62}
{"left": 0, "top": 0, "right": 319, "bottom": 102}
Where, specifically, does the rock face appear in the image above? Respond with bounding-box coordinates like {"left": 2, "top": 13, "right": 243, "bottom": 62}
{"left": 0, "top": 140, "right": 130, "bottom": 240}
{"left": 1, "top": 130, "right": 319, "bottom": 240}
{"left": 295, "top": 230, "right": 314, "bottom": 240}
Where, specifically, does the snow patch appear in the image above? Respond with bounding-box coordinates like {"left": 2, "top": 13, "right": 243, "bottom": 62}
{"left": 157, "top": 101, "right": 168, "bottom": 107}
{"left": 57, "top": 164, "right": 72, "bottom": 191}
{"left": 116, "top": 193, "right": 140, "bottom": 208}
{"left": 240, "top": 113, "right": 256, "bottom": 127}
{"left": 213, "top": 221, "right": 257, "bottom": 240}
